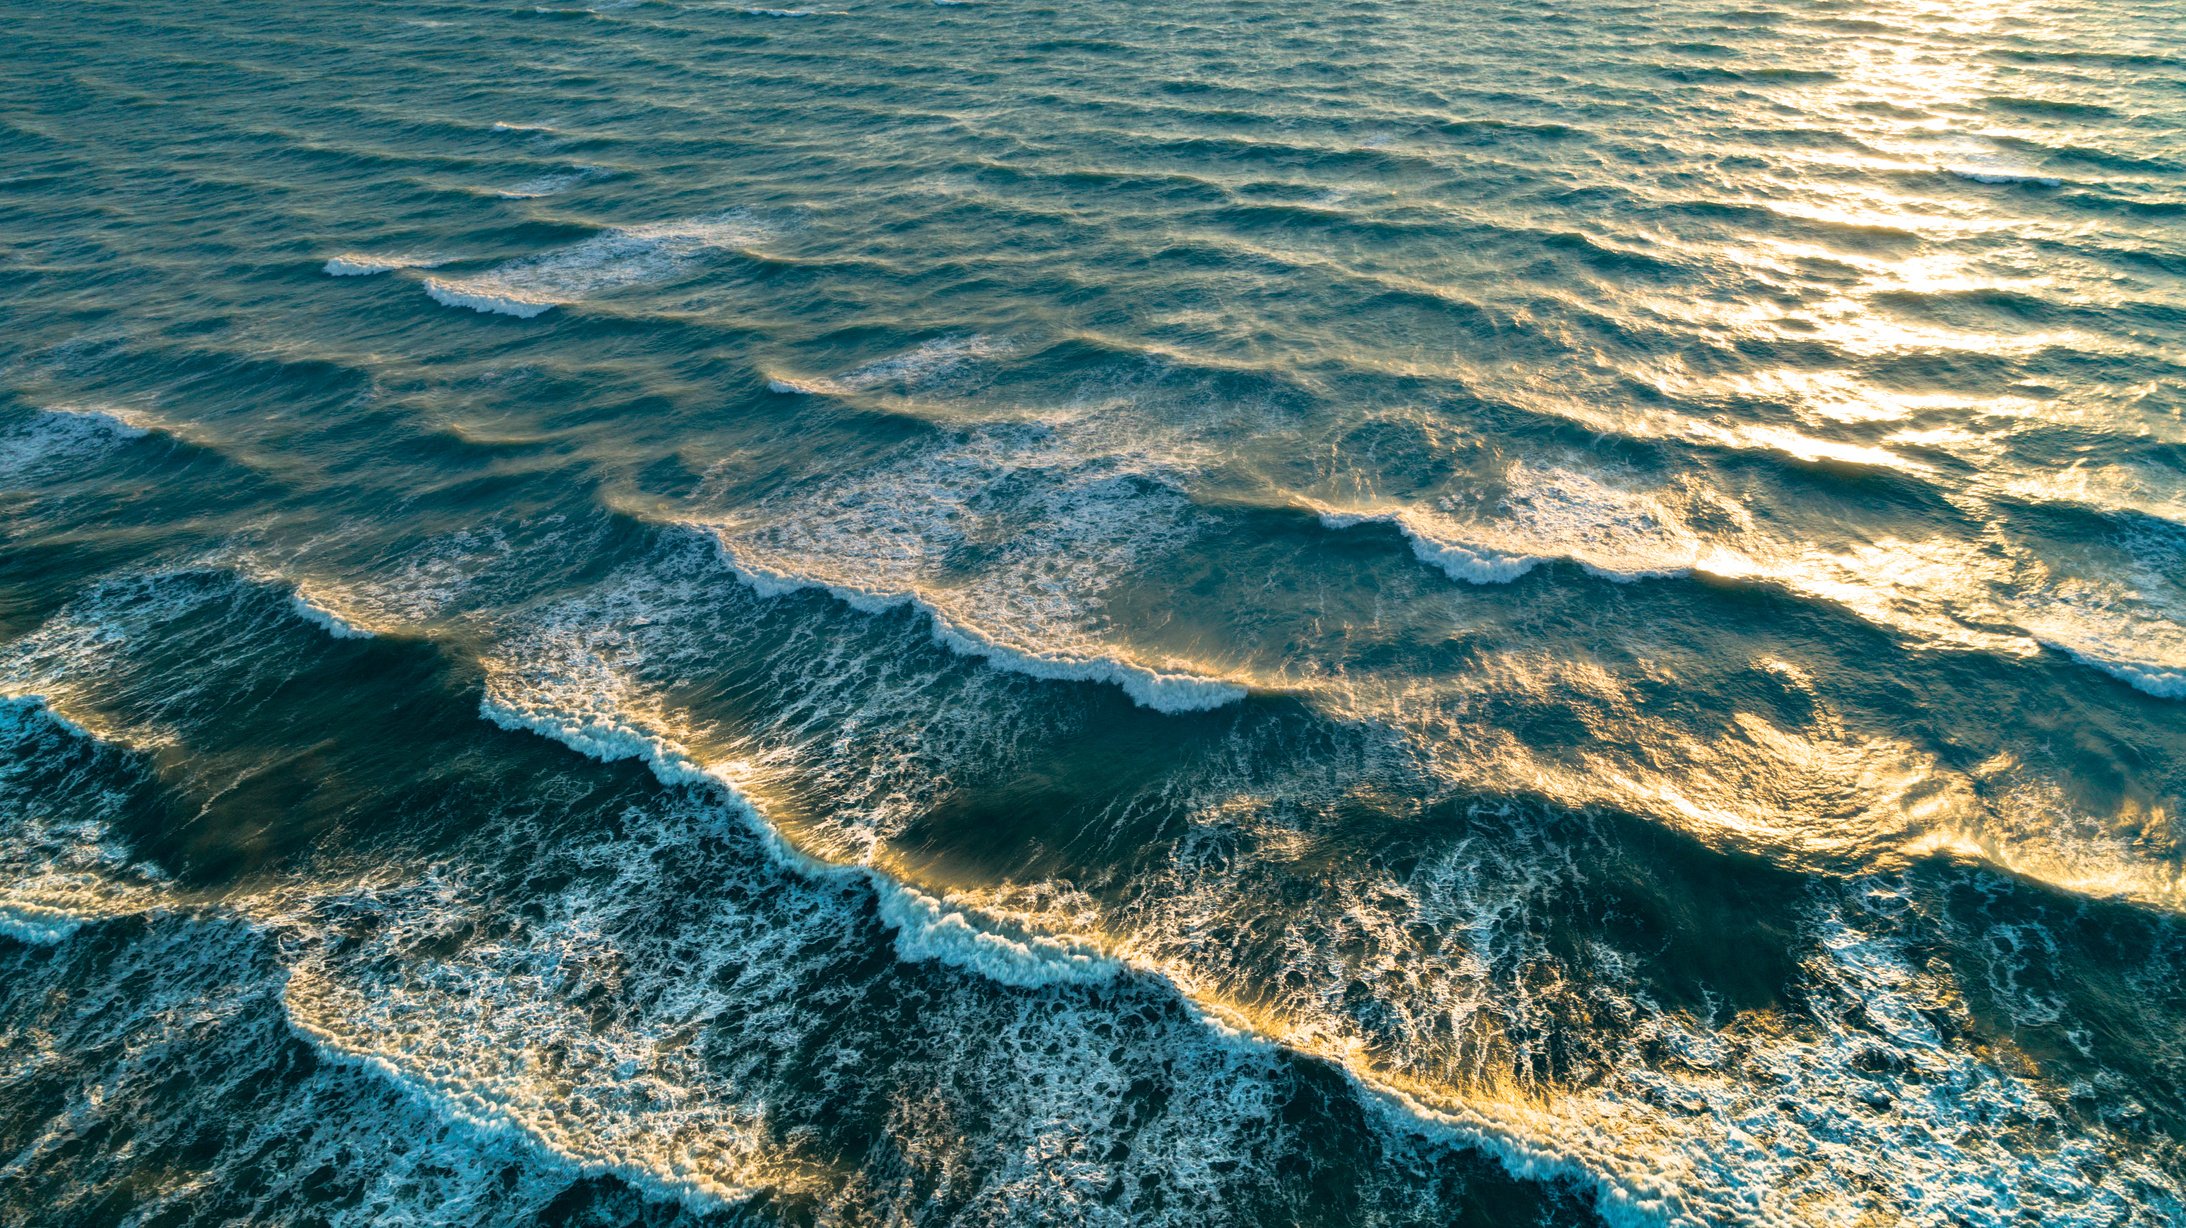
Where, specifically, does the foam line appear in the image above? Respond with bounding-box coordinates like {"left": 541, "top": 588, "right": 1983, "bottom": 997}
{"left": 2039, "top": 641, "right": 2186, "bottom": 700}
{"left": 422, "top": 211, "right": 769, "bottom": 318}
{"left": 283, "top": 1009, "right": 758, "bottom": 1215}
{"left": 1314, "top": 509, "right": 1543, "bottom": 584}
{"left": 0, "top": 901, "right": 84, "bottom": 946}
{"left": 1, "top": 405, "right": 152, "bottom": 474}
{"left": 877, "top": 884, "right": 1122, "bottom": 989}
{"left": 471, "top": 682, "right": 1693, "bottom": 1225}
{"left": 13, "top": 668, "right": 2108, "bottom": 1228}
{"left": 287, "top": 589, "right": 377, "bottom": 640}
{"left": 422, "top": 282, "right": 557, "bottom": 318}
{"left": 1, "top": 691, "right": 97, "bottom": 742}
{"left": 478, "top": 692, "right": 1133, "bottom": 988}
{"left": 711, "top": 540, "right": 1248, "bottom": 714}
{"left": 323, "top": 253, "right": 443, "bottom": 276}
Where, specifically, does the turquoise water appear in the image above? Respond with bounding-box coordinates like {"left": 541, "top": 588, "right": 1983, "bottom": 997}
{"left": 3, "top": 0, "right": 2184, "bottom": 1222}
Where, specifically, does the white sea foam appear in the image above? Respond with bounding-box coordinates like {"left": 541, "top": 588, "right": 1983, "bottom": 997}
{"left": 713, "top": 540, "right": 1246, "bottom": 713}
{"left": 756, "top": 337, "right": 1008, "bottom": 400}
{"left": 833, "top": 334, "right": 1012, "bottom": 391}
{"left": 9, "top": 900, "right": 754, "bottom": 1225}
{"left": 693, "top": 407, "right": 1254, "bottom": 713}
{"left": 0, "top": 686, "right": 776, "bottom": 1216}
{"left": 1315, "top": 508, "right": 1543, "bottom": 584}
{"left": 1311, "top": 463, "right": 1703, "bottom": 589}
{"left": 287, "top": 589, "right": 378, "bottom": 640}
{"left": 423, "top": 210, "right": 770, "bottom": 317}
{"left": 268, "top": 790, "right": 1289, "bottom": 1223}
{"left": 0, "top": 900, "right": 85, "bottom": 945}
{"left": 323, "top": 252, "right": 444, "bottom": 276}
{"left": 2, "top": 678, "right": 1264, "bottom": 1224}
{"left": 0, "top": 694, "right": 171, "bottom": 947}
{"left": 878, "top": 883, "right": 1123, "bottom": 988}
{"left": 14, "top": 559, "right": 2173, "bottom": 1226}
{"left": 0, "top": 404, "right": 151, "bottom": 475}
{"left": 2021, "top": 580, "right": 2186, "bottom": 701}
{"left": 479, "top": 662, "right": 1133, "bottom": 988}
{"left": 2039, "top": 640, "right": 2186, "bottom": 699}
{"left": 1492, "top": 462, "right": 1703, "bottom": 579}
{"left": 284, "top": 992, "right": 766, "bottom": 1215}
{"left": 422, "top": 282, "right": 560, "bottom": 318}
{"left": 1129, "top": 800, "right": 2179, "bottom": 1225}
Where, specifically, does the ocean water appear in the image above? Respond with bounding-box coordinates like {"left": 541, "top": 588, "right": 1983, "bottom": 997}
{"left": 2, "top": 0, "right": 2183, "bottom": 1223}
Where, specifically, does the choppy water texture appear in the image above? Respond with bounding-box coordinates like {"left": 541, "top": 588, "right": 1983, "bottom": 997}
{"left": 3, "top": 0, "right": 2184, "bottom": 1223}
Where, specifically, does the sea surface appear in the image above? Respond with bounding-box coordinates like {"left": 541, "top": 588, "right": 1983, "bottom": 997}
{"left": 3, "top": 0, "right": 2184, "bottom": 1223}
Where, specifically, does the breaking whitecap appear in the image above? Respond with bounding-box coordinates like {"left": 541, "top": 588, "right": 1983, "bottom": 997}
{"left": 421, "top": 211, "right": 771, "bottom": 317}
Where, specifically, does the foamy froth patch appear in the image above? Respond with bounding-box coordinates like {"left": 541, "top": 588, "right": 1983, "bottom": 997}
{"left": 762, "top": 335, "right": 1012, "bottom": 398}
{"left": 0, "top": 627, "right": 790, "bottom": 1215}
{"left": 423, "top": 210, "right": 770, "bottom": 318}
{"left": 714, "top": 542, "right": 1245, "bottom": 713}
{"left": 1321, "top": 464, "right": 2186, "bottom": 712}
{"left": 1311, "top": 462, "right": 1705, "bottom": 589}
{"left": 477, "top": 642, "right": 1132, "bottom": 988}
{"left": 1949, "top": 166, "right": 2063, "bottom": 188}
{"left": 0, "top": 404, "right": 152, "bottom": 475}
{"left": 282, "top": 948, "right": 778, "bottom": 1215}
{"left": 696, "top": 413, "right": 1248, "bottom": 713}
{"left": 1314, "top": 506, "right": 1543, "bottom": 584}
{"left": 12, "top": 549, "right": 2179, "bottom": 1225}
{"left": 422, "top": 282, "right": 559, "bottom": 319}
{"left": 1121, "top": 792, "right": 2183, "bottom": 1225}
{"left": 323, "top": 252, "right": 445, "bottom": 276}
{"left": 879, "top": 883, "right": 1123, "bottom": 988}
{"left": 2040, "top": 640, "right": 2186, "bottom": 700}
{"left": 1492, "top": 463, "right": 1704, "bottom": 580}
{"left": 1, "top": 917, "right": 619, "bottom": 1223}
{"left": 835, "top": 334, "right": 1013, "bottom": 390}
{"left": 287, "top": 588, "right": 378, "bottom": 640}
{"left": 0, "top": 900, "right": 87, "bottom": 945}
{"left": 2024, "top": 582, "right": 2186, "bottom": 701}
{"left": 0, "top": 695, "right": 172, "bottom": 944}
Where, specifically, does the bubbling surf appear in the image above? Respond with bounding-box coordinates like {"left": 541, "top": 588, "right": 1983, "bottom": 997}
{"left": 4, "top": 0, "right": 2184, "bottom": 1223}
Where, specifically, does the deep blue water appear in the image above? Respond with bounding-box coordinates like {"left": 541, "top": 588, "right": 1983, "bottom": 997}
{"left": 3, "top": 0, "right": 2184, "bottom": 1223}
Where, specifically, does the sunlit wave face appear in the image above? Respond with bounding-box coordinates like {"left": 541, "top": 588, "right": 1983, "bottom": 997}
{"left": 1297, "top": 0, "right": 2186, "bottom": 911}
{"left": 3, "top": 0, "right": 2184, "bottom": 1223}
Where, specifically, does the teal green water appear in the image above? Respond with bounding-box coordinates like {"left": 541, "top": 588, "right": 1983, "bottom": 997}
{"left": 3, "top": 0, "right": 2184, "bottom": 1223}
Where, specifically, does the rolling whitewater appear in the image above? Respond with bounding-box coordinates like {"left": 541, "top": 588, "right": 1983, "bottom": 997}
{"left": 2, "top": 0, "right": 2183, "bottom": 1223}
